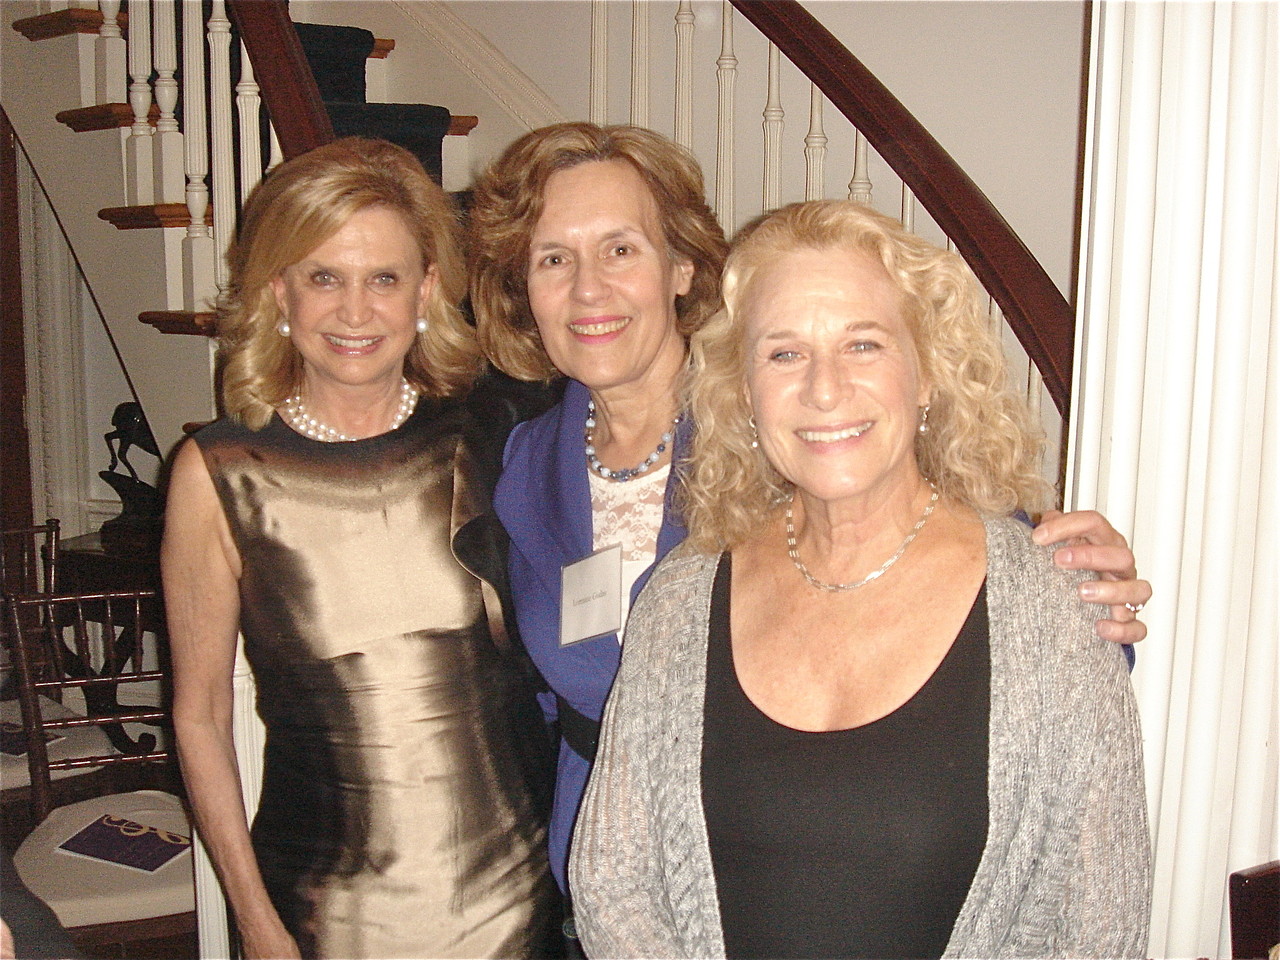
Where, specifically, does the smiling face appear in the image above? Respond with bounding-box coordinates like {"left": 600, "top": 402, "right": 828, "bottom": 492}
{"left": 743, "top": 246, "right": 930, "bottom": 509}
{"left": 526, "top": 159, "right": 694, "bottom": 402}
{"left": 271, "top": 205, "right": 435, "bottom": 403}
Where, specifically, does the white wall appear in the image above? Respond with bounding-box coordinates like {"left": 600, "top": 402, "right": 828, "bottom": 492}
{"left": 797, "top": 1, "right": 1087, "bottom": 300}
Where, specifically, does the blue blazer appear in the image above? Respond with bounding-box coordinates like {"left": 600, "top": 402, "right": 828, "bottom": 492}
{"left": 494, "top": 378, "right": 690, "bottom": 891}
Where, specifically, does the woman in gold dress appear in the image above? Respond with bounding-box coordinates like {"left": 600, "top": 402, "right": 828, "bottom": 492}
{"left": 162, "top": 139, "right": 557, "bottom": 959}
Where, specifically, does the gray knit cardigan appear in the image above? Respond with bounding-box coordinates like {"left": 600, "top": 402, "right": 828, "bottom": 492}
{"left": 570, "top": 516, "right": 1151, "bottom": 959}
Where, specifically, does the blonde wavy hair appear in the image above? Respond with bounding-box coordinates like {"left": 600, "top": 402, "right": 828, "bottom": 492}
{"left": 218, "top": 137, "right": 481, "bottom": 428}
{"left": 682, "top": 200, "right": 1049, "bottom": 552}
{"left": 467, "top": 122, "right": 729, "bottom": 382}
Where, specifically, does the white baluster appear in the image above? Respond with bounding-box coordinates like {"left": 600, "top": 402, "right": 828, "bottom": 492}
{"left": 124, "top": 0, "right": 155, "bottom": 205}
{"left": 987, "top": 293, "right": 1002, "bottom": 339}
{"left": 95, "top": 0, "right": 126, "bottom": 104}
{"left": 151, "top": 1, "right": 183, "bottom": 204}
{"left": 762, "top": 42, "right": 782, "bottom": 212}
{"left": 236, "top": 40, "right": 264, "bottom": 205}
{"left": 847, "top": 130, "right": 871, "bottom": 204}
{"left": 715, "top": 1, "right": 737, "bottom": 227}
{"left": 590, "top": 0, "right": 608, "bottom": 126}
{"left": 207, "top": 0, "right": 234, "bottom": 293}
{"left": 804, "top": 83, "right": 827, "bottom": 201}
{"left": 180, "top": 0, "right": 214, "bottom": 312}
{"left": 629, "top": 0, "right": 650, "bottom": 128}
{"left": 900, "top": 183, "right": 916, "bottom": 232}
{"left": 267, "top": 124, "right": 284, "bottom": 174}
{"left": 674, "top": 0, "right": 694, "bottom": 149}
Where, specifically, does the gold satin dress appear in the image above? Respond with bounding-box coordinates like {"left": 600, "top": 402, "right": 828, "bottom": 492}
{"left": 194, "top": 399, "right": 558, "bottom": 959}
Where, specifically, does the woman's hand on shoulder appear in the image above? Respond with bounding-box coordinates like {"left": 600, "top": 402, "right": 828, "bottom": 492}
{"left": 1033, "top": 509, "right": 1152, "bottom": 644}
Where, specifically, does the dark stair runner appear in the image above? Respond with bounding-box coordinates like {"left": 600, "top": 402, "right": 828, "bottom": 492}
{"left": 278, "top": 20, "right": 452, "bottom": 184}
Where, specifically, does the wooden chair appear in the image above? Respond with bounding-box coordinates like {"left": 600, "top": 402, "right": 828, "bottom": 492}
{"left": 1, "top": 520, "right": 91, "bottom": 844}
{"left": 1, "top": 519, "right": 60, "bottom": 683}
{"left": 6, "top": 589, "right": 195, "bottom": 953}
{"left": 0, "top": 519, "right": 60, "bottom": 599}
{"left": 1231, "top": 860, "right": 1280, "bottom": 959}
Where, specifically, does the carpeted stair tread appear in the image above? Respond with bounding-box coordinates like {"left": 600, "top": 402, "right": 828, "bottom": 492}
{"left": 289, "top": 20, "right": 455, "bottom": 183}
{"left": 292, "top": 22, "right": 374, "bottom": 103}
{"left": 324, "top": 102, "right": 452, "bottom": 183}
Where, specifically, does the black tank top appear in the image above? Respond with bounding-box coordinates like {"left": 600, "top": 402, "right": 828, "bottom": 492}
{"left": 702, "top": 554, "right": 989, "bottom": 959}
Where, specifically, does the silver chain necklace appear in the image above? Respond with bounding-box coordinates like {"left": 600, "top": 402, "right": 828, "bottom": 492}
{"left": 282, "top": 378, "right": 418, "bottom": 442}
{"left": 785, "top": 484, "right": 939, "bottom": 592}
{"left": 584, "top": 399, "right": 681, "bottom": 482}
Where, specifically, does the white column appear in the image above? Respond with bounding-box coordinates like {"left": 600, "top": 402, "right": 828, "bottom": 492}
{"left": 761, "top": 43, "right": 782, "bottom": 212}
{"left": 899, "top": 184, "right": 916, "bottom": 233}
{"left": 629, "top": 0, "right": 649, "bottom": 128}
{"left": 95, "top": 0, "right": 126, "bottom": 104}
{"left": 714, "top": 1, "right": 737, "bottom": 228}
{"left": 673, "top": 0, "right": 694, "bottom": 149}
{"left": 803, "top": 83, "right": 826, "bottom": 202}
{"left": 151, "top": 0, "right": 184, "bottom": 204}
{"left": 847, "top": 131, "right": 871, "bottom": 205}
{"left": 266, "top": 125, "right": 283, "bottom": 174}
{"left": 124, "top": 0, "right": 155, "bottom": 205}
{"left": 207, "top": 0, "right": 234, "bottom": 293}
{"left": 181, "top": 0, "right": 215, "bottom": 312}
{"left": 590, "top": 0, "right": 608, "bottom": 126}
{"left": 235, "top": 40, "right": 264, "bottom": 206}
{"left": 1069, "top": 4, "right": 1279, "bottom": 958}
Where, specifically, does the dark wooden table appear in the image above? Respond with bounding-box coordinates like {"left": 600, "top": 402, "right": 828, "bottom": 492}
{"left": 59, "top": 529, "right": 161, "bottom": 595}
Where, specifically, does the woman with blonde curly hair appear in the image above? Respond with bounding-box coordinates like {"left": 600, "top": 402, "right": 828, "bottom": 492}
{"left": 571, "top": 200, "right": 1152, "bottom": 959}
{"left": 468, "top": 125, "right": 1149, "bottom": 930}
{"left": 681, "top": 201, "right": 1051, "bottom": 550}
{"left": 163, "top": 138, "right": 557, "bottom": 959}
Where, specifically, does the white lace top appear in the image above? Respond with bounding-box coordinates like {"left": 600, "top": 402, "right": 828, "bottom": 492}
{"left": 590, "top": 464, "right": 669, "bottom": 638}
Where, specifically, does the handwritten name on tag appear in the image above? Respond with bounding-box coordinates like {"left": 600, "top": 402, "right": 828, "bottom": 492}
{"left": 560, "top": 545, "right": 622, "bottom": 647}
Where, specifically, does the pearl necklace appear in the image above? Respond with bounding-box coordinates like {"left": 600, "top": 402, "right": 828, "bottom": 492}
{"left": 584, "top": 399, "right": 681, "bottom": 482}
{"left": 282, "top": 378, "right": 418, "bottom": 442}
{"left": 785, "top": 484, "right": 939, "bottom": 592}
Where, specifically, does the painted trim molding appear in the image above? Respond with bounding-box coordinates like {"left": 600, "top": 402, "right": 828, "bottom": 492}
{"left": 390, "top": 0, "right": 566, "bottom": 132}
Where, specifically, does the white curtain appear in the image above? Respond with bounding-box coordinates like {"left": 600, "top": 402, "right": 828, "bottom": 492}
{"left": 1069, "top": 3, "right": 1279, "bottom": 957}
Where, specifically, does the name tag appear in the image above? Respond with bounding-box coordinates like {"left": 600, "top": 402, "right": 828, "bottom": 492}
{"left": 560, "top": 544, "right": 622, "bottom": 647}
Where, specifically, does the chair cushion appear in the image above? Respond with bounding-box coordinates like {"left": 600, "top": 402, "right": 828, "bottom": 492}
{"left": 13, "top": 791, "right": 194, "bottom": 928}
{"left": 1, "top": 697, "right": 118, "bottom": 788}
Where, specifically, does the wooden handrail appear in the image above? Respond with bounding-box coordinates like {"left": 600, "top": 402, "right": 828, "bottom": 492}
{"left": 225, "top": 0, "right": 333, "bottom": 160}
{"left": 730, "top": 0, "right": 1074, "bottom": 415}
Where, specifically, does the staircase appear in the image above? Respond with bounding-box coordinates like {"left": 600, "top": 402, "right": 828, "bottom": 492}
{"left": 6, "top": 2, "right": 1078, "bottom": 524}
{"left": 2, "top": 0, "right": 476, "bottom": 463}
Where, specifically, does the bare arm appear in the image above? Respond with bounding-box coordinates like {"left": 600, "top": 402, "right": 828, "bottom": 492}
{"left": 1033, "top": 510, "right": 1153, "bottom": 644}
{"left": 162, "top": 440, "right": 300, "bottom": 960}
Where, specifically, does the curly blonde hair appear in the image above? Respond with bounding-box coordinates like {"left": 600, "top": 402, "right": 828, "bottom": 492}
{"left": 218, "top": 137, "right": 481, "bottom": 428}
{"left": 682, "top": 200, "right": 1049, "bottom": 552}
{"left": 467, "top": 122, "right": 729, "bottom": 382}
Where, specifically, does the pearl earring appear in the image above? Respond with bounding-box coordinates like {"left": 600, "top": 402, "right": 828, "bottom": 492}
{"left": 415, "top": 317, "right": 428, "bottom": 334}
{"left": 748, "top": 415, "right": 759, "bottom": 449}
{"left": 277, "top": 320, "right": 291, "bottom": 337}
{"left": 918, "top": 404, "right": 931, "bottom": 435}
